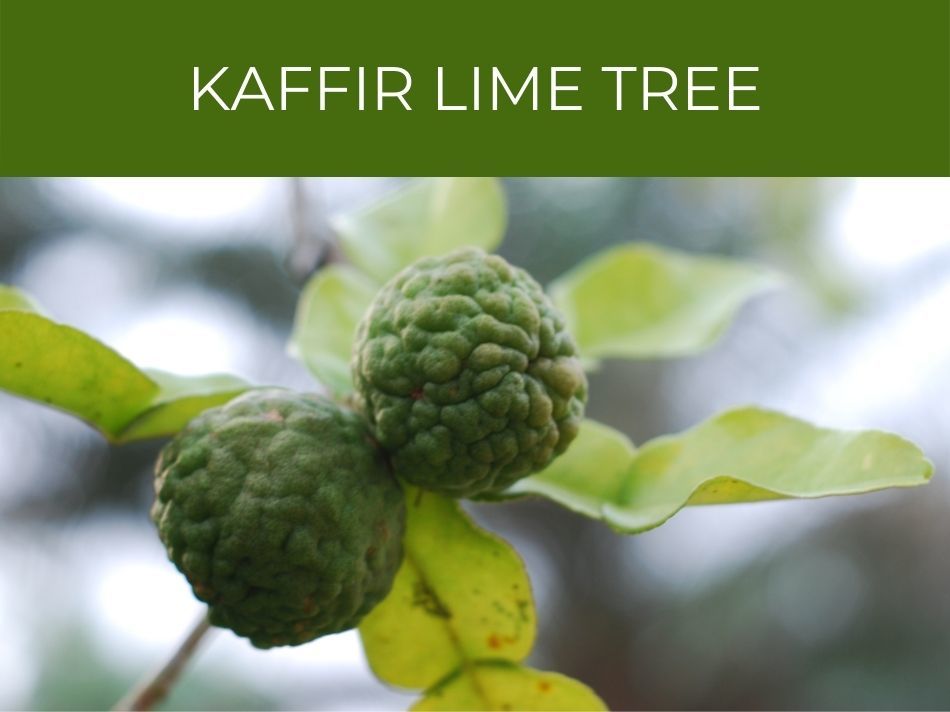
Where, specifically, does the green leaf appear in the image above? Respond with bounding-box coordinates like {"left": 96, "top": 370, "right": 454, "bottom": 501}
{"left": 114, "top": 370, "right": 250, "bottom": 443}
{"left": 0, "top": 284, "right": 251, "bottom": 442}
{"left": 504, "top": 419, "right": 636, "bottom": 520}
{"left": 289, "top": 265, "right": 377, "bottom": 395}
{"left": 511, "top": 409, "right": 934, "bottom": 533}
{"left": 0, "top": 308, "right": 160, "bottom": 436}
{"left": 413, "top": 662, "right": 606, "bottom": 712}
{"left": 359, "top": 489, "right": 536, "bottom": 691}
{"left": 334, "top": 178, "right": 507, "bottom": 283}
{"left": 0, "top": 285, "right": 43, "bottom": 312}
{"left": 548, "top": 243, "right": 781, "bottom": 363}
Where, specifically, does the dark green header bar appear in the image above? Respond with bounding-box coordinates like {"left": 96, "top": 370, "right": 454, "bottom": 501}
{"left": 0, "top": 1, "right": 948, "bottom": 176}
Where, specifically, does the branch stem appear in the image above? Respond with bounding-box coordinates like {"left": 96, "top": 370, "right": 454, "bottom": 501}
{"left": 286, "top": 177, "right": 340, "bottom": 281}
{"left": 113, "top": 613, "right": 213, "bottom": 711}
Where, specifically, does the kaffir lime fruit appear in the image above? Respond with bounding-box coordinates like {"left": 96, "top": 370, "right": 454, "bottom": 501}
{"left": 151, "top": 389, "right": 405, "bottom": 648}
{"left": 352, "top": 248, "right": 587, "bottom": 498}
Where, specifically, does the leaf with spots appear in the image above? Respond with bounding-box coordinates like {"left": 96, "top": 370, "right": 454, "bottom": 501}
{"left": 359, "top": 489, "right": 536, "bottom": 691}
{"left": 334, "top": 178, "right": 507, "bottom": 283}
{"left": 548, "top": 242, "right": 781, "bottom": 365}
{"left": 413, "top": 662, "right": 606, "bottom": 711}
{"left": 509, "top": 409, "right": 934, "bottom": 533}
{"left": 0, "top": 285, "right": 251, "bottom": 442}
{"left": 289, "top": 264, "right": 377, "bottom": 396}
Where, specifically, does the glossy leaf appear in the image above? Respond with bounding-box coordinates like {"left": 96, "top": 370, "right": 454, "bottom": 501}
{"left": 549, "top": 243, "right": 781, "bottom": 363}
{"left": 334, "top": 178, "right": 507, "bottom": 283}
{"left": 289, "top": 264, "right": 377, "bottom": 395}
{"left": 0, "top": 285, "right": 250, "bottom": 442}
{"left": 115, "top": 370, "right": 250, "bottom": 442}
{"left": 414, "top": 662, "right": 606, "bottom": 712}
{"left": 360, "top": 489, "right": 536, "bottom": 691}
{"left": 511, "top": 409, "right": 934, "bottom": 533}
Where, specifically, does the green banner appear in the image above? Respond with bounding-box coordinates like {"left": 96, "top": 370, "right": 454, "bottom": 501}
{"left": 0, "top": 0, "right": 947, "bottom": 175}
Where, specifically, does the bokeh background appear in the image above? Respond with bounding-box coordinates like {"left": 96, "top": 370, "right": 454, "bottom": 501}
{"left": 1, "top": 177, "right": 948, "bottom": 710}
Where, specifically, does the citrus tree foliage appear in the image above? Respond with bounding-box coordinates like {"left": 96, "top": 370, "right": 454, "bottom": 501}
{"left": 548, "top": 243, "right": 781, "bottom": 363}
{"left": 292, "top": 179, "right": 930, "bottom": 707}
{"left": 333, "top": 177, "right": 507, "bottom": 283}
{"left": 509, "top": 412, "right": 933, "bottom": 533}
{"left": 0, "top": 289, "right": 247, "bottom": 442}
{"left": 0, "top": 178, "right": 935, "bottom": 711}
{"left": 290, "top": 265, "right": 377, "bottom": 397}
{"left": 360, "top": 489, "right": 606, "bottom": 710}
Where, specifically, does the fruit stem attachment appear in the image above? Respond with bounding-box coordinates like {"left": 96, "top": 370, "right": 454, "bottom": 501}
{"left": 113, "top": 612, "right": 213, "bottom": 711}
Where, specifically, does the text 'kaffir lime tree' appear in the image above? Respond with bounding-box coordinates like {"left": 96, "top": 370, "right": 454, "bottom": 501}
{"left": 0, "top": 178, "right": 934, "bottom": 711}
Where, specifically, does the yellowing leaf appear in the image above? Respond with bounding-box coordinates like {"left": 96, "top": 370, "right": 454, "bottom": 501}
{"left": 360, "top": 491, "right": 606, "bottom": 708}
{"left": 359, "top": 490, "right": 535, "bottom": 691}
{"left": 512, "top": 409, "right": 933, "bottom": 533}
{"left": 289, "top": 264, "right": 377, "bottom": 395}
{"left": 413, "top": 663, "right": 606, "bottom": 712}
{"left": 549, "top": 243, "right": 780, "bottom": 363}
{"left": 334, "top": 178, "right": 507, "bottom": 283}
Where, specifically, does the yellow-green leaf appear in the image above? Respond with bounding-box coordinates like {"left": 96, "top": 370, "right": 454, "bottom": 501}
{"left": 0, "top": 285, "right": 43, "bottom": 312}
{"left": 511, "top": 409, "right": 934, "bottom": 533}
{"left": 0, "top": 284, "right": 251, "bottom": 443}
{"left": 549, "top": 243, "right": 781, "bottom": 363}
{"left": 504, "top": 419, "right": 635, "bottom": 520}
{"left": 334, "top": 178, "right": 507, "bottom": 283}
{"left": 115, "top": 370, "right": 250, "bottom": 442}
{"left": 289, "top": 264, "right": 377, "bottom": 395}
{"left": 359, "top": 490, "right": 536, "bottom": 691}
{"left": 0, "top": 308, "right": 159, "bottom": 436}
{"left": 414, "top": 663, "right": 606, "bottom": 712}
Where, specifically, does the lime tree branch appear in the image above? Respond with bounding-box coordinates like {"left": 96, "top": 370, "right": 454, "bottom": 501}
{"left": 114, "top": 613, "right": 213, "bottom": 711}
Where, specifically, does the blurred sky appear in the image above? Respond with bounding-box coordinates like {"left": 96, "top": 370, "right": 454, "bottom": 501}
{"left": 0, "top": 177, "right": 948, "bottom": 711}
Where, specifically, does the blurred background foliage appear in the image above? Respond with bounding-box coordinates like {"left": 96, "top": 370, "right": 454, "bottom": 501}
{"left": 0, "top": 177, "right": 948, "bottom": 710}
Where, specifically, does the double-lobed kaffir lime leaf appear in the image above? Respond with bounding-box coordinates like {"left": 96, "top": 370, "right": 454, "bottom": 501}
{"left": 508, "top": 409, "right": 934, "bottom": 533}
{"left": 289, "top": 265, "right": 377, "bottom": 397}
{"left": 549, "top": 243, "right": 782, "bottom": 366}
{"left": 415, "top": 663, "right": 605, "bottom": 712}
{"left": 359, "top": 489, "right": 606, "bottom": 711}
{"left": 334, "top": 177, "right": 507, "bottom": 284}
{"left": 118, "top": 369, "right": 250, "bottom": 442}
{"left": 0, "top": 286, "right": 249, "bottom": 443}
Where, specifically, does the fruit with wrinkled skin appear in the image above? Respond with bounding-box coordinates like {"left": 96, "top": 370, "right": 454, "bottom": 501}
{"left": 151, "top": 389, "right": 405, "bottom": 648}
{"left": 352, "top": 248, "right": 587, "bottom": 497}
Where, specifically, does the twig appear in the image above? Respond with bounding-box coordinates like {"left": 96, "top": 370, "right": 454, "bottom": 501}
{"left": 113, "top": 613, "right": 214, "bottom": 711}
{"left": 285, "top": 177, "right": 341, "bottom": 281}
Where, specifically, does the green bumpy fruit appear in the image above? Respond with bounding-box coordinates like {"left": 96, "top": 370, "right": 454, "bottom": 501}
{"left": 352, "top": 248, "right": 587, "bottom": 497}
{"left": 151, "top": 389, "right": 405, "bottom": 648}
